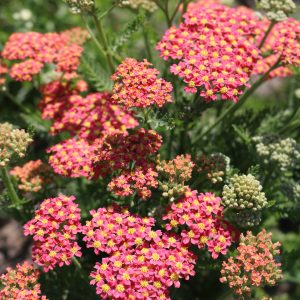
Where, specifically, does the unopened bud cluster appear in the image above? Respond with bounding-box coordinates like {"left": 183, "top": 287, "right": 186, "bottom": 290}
{"left": 120, "top": 0, "right": 157, "bottom": 12}
{"left": 222, "top": 174, "right": 267, "bottom": 226}
{"left": 0, "top": 123, "right": 33, "bottom": 166}
{"left": 253, "top": 135, "right": 300, "bottom": 171}
{"left": 197, "top": 153, "right": 230, "bottom": 184}
{"left": 64, "top": 0, "right": 95, "bottom": 14}
{"left": 256, "top": 0, "right": 296, "bottom": 21}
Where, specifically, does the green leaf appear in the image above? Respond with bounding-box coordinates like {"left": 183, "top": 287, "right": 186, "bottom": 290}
{"left": 232, "top": 124, "right": 252, "bottom": 144}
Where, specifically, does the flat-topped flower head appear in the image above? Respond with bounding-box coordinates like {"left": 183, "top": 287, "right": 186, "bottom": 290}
{"left": 112, "top": 58, "right": 173, "bottom": 108}
{"left": 10, "top": 159, "right": 52, "bottom": 192}
{"left": 64, "top": 0, "right": 95, "bottom": 14}
{"left": 157, "top": 4, "right": 261, "bottom": 102}
{"left": 220, "top": 229, "right": 283, "bottom": 296}
{"left": 0, "top": 122, "right": 33, "bottom": 166}
{"left": 122, "top": 0, "right": 157, "bottom": 12}
{"left": 24, "top": 195, "right": 82, "bottom": 272}
{"left": 0, "top": 261, "right": 47, "bottom": 300}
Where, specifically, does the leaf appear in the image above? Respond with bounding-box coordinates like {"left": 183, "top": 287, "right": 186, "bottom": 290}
{"left": 232, "top": 124, "right": 252, "bottom": 144}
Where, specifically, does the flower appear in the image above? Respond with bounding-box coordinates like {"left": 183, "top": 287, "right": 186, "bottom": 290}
{"left": 9, "top": 59, "right": 43, "bottom": 81}
{"left": 0, "top": 122, "right": 33, "bottom": 166}
{"left": 24, "top": 195, "right": 82, "bottom": 272}
{"left": 64, "top": 0, "right": 95, "bottom": 14}
{"left": 122, "top": 0, "right": 157, "bottom": 12}
{"left": 163, "top": 190, "right": 237, "bottom": 259}
{"left": 157, "top": 4, "right": 261, "bottom": 101}
{"left": 112, "top": 58, "right": 173, "bottom": 108}
{"left": 220, "top": 229, "right": 283, "bottom": 296}
{"left": 10, "top": 159, "right": 52, "bottom": 192}
{"left": 0, "top": 261, "right": 47, "bottom": 300}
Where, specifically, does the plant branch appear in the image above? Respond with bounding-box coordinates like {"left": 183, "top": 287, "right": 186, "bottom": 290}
{"left": 1, "top": 166, "right": 21, "bottom": 207}
{"left": 259, "top": 20, "right": 276, "bottom": 49}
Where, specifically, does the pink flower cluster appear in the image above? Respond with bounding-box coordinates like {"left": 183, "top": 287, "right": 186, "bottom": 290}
{"left": 163, "top": 190, "right": 237, "bottom": 259}
{"left": 220, "top": 229, "right": 283, "bottom": 296}
{"left": 0, "top": 261, "right": 47, "bottom": 300}
{"left": 157, "top": 4, "right": 261, "bottom": 102}
{"left": 1, "top": 28, "right": 88, "bottom": 81}
{"left": 24, "top": 195, "right": 82, "bottom": 272}
{"left": 112, "top": 58, "right": 173, "bottom": 108}
{"left": 83, "top": 206, "right": 196, "bottom": 299}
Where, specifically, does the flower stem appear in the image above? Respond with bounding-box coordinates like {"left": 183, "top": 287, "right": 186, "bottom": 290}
{"left": 0, "top": 166, "right": 21, "bottom": 207}
{"left": 170, "top": 0, "right": 184, "bottom": 24}
{"left": 72, "top": 257, "right": 82, "bottom": 270}
{"left": 259, "top": 20, "right": 276, "bottom": 49}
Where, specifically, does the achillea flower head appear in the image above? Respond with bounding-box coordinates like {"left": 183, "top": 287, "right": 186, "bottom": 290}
{"left": 0, "top": 62, "right": 8, "bottom": 86}
{"left": 0, "top": 122, "right": 33, "bottom": 166}
{"left": 157, "top": 4, "right": 261, "bottom": 102}
{"left": 222, "top": 174, "right": 268, "bottom": 211}
{"left": 10, "top": 159, "right": 52, "bottom": 193}
{"left": 253, "top": 135, "right": 300, "bottom": 171}
{"left": 197, "top": 153, "right": 230, "bottom": 184}
{"left": 24, "top": 195, "right": 82, "bottom": 272}
{"left": 123, "top": 0, "right": 157, "bottom": 12}
{"left": 64, "top": 0, "right": 95, "bottom": 14}
{"left": 0, "top": 261, "right": 47, "bottom": 300}
{"left": 163, "top": 190, "right": 237, "bottom": 259}
{"left": 55, "top": 44, "right": 83, "bottom": 73}
{"left": 220, "top": 230, "right": 283, "bottom": 296}
{"left": 256, "top": 0, "right": 296, "bottom": 21}
{"left": 9, "top": 59, "right": 43, "bottom": 81}
{"left": 61, "top": 27, "right": 90, "bottom": 45}
{"left": 112, "top": 58, "right": 173, "bottom": 108}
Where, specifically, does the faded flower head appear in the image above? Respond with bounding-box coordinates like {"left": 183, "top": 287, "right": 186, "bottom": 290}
{"left": 24, "top": 195, "right": 82, "bottom": 272}
{"left": 64, "top": 0, "right": 95, "bottom": 14}
{"left": 220, "top": 229, "right": 283, "bottom": 296}
{"left": 256, "top": 0, "right": 296, "bottom": 21}
{"left": 122, "top": 0, "right": 157, "bottom": 12}
{"left": 0, "top": 122, "right": 33, "bottom": 166}
{"left": 0, "top": 261, "right": 47, "bottom": 300}
{"left": 253, "top": 135, "right": 300, "bottom": 171}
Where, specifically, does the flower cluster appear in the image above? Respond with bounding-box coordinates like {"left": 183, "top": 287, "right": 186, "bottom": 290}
{"left": 112, "top": 58, "right": 173, "bottom": 108}
{"left": 256, "top": 0, "right": 296, "bottom": 21}
{"left": 122, "top": 0, "right": 157, "bottom": 12}
{"left": 222, "top": 174, "right": 268, "bottom": 226}
{"left": 196, "top": 153, "right": 230, "bottom": 184}
{"left": 220, "top": 230, "right": 283, "bottom": 296}
{"left": 157, "top": 4, "right": 261, "bottom": 101}
{"left": 0, "top": 122, "right": 33, "bottom": 166}
{"left": 253, "top": 135, "right": 300, "bottom": 171}
{"left": 24, "top": 195, "right": 82, "bottom": 272}
{"left": 0, "top": 62, "right": 8, "bottom": 86}
{"left": 10, "top": 159, "right": 52, "bottom": 192}
{"left": 0, "top": 261, "right": 47, "bottom": 300}
{"left": 1, "top": 29, "right": 87, "bottom": 81}
{"left": 64, "top": 0, "right": 95, "bottom": 14}
{"left": 83, "top": 206, "right": 196, "bottom": 299}
{"left": 163, "top": 190, "right": 236, "bottom": 259}
{"left": 157, "top": 154, "right": 195, "bottom": 202}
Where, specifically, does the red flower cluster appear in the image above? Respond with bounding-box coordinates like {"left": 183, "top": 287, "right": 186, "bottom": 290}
{"left": 157, "top": 4, "right": 261, "bottom": 101}
{"left": 10, "top": 159, "right": 52, "bottom": 192}
{"left": 112, "top": 58, "right": 173, "bottom": 108}
{"left": 1, "top": 28, "right": 88, "bottom": 81}
{"left": 0, "top": 261, "right": 47, "bottom": 300}
{"left": 220, "top": 229, "right": 283, "bottom": 296}
{"left": 83, "top": 206, "right": 196, "bottom": 299}
{"left": 24, "top": 195, "right": 82, "bottom": 272}
{"left": 163, "top": 190, "right": 236, "bottom": 259}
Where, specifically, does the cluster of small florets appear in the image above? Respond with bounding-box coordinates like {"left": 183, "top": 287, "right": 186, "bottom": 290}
{"left": 256, "top": 0, "right": 296, "bottom": 21}
{"left": 10, "top": 159, "right": 52, "bottom": 193}
{"left": 24, "top": 195, "right": 82, "bottom": 272}
{"left": 220, "top": 230, "right": 283, "bottom": 296}
{"left": 197, "top": 153, "right": 230, "bottom": 184}
{"left": 112, "top": 58, "right": 173, "bottom": 108}
{"left": 0, "top": 122, "right": 33, "bottom": 166}
{"left": 253, "top": 135, "right": 300, "bottom": 171}
{"left": 1, "top": 29, "right": 87, "bottom": 81}
{"left": 64, "top": 0, "right": 95, "bottom": 14}
{"left": 0, "top": 62, "right": 8, "bottom": 86}
{"left": 83, "top": 206, "right": 196, "bottom": 299}
{"left": 157, "top": 154, "right": 195, "bottom": 201}
{"left": 157, "top": 4, "right": 261, "bottom": 101}
{"left": 163, "top": 190, "right": 236, "bottom": 259}
{"left": 122, "top": 0, "right": 157, "bottom": 12}
{"left": 0, "top": 261, "right": 47, "bottom": 300}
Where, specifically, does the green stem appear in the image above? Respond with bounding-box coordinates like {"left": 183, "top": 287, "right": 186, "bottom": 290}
{"left": 72, "top": 257, "right": 82, "bottom": 270}
{"left": 193, "top": 59, "right": 281, "bottom": 145}
{"left": 153, "top": 0, "right": 171, "bottom": 26}
{"left": 1, "top": 166, "right": 21, "bottom": 207}
{"left": 143, "top": 23, "right": 153, "bottom": 61}
{"left": 92, "top": 15, "right": 115, "bottom": 74}
{"left": 259, "top": 20, "right": 276, "bottom": 49}
{"left": 4, "top": 91, "right": 31, "bottom": 114}
{"left": 170, "top": 0, "right": 184, "bottom": 24}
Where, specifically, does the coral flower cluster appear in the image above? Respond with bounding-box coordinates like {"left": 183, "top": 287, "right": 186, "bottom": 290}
{"left": 83, "top": 206, "right": 196, "bottom": 299}
{"left": 1, "top": 28, "right": 88, "bottom": 81}
{"left": 0, "top": 122, "right": 33, "bottom": 166}
{"left": 163, "top": 190, "right": 236, "bottom": 259}
{"left": 10, "top": 159, "right": 52, "bottom": 192}
{"left": 220, "top": 229, "right": 283, "bottom": 296}
{"left": 24, "top": 195, "right": 82, "bottom": 272}
{"left": 112, "top": 58, "right": 173, "bottom": 108}
{"left": 157, "top": 4, "right": 261, "bottom": 101}
{"left": 0, "top": 261, "right": 47, "bottom": 300}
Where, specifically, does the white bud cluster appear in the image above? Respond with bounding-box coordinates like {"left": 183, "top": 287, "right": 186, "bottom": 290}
{"left": 64, "top": 0, "right": 95, "bottom": 14}
{"left": 121, "top": 0, "right": 157, "bottom": 13}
